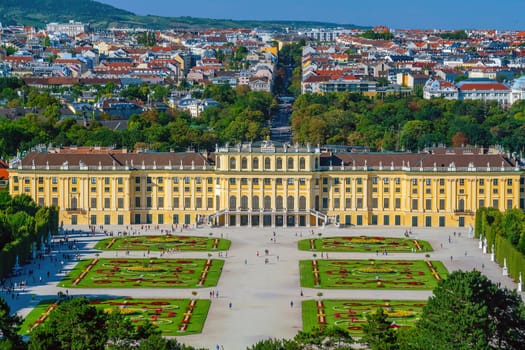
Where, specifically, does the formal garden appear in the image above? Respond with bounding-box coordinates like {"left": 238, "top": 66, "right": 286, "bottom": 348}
{"left": 298, "top": 236, "right": 433, "bottom": 253}
{"left": 20, "top": 298, "right": 210, "bottom": 336}
{"left": 299, "top": 259, "right": 448, "bottom": 289}
{"left": 58, "top": 258, "right": 224, "bottom": 288}
{"left": 94, "top": 235, "right": 231, "bottom": 252}
{"left": 302, "top": 299, "right": 426, "bottom": 337}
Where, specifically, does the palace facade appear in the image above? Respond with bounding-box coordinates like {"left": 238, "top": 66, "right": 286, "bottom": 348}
{"left": 8, "top": 143, "right": 524, "bottom": 228}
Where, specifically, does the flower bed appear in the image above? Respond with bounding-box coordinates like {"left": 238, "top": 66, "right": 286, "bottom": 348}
{"left": 300, "top": 259, "right": 448, "bottom": 290}
{"left": 59, "top": 258, "right": 224, "bottom": 288}
{"left": 298, "top": 236, "right": 433, "bottom": 253}
{"left": 95, "top": 235, "right": 231, "bottom": 252}
{"left": 20, "top": 298, "right": 211, "bottom": 336}
{"left": 302, "top": 299, "right": 425, "bottom": 337}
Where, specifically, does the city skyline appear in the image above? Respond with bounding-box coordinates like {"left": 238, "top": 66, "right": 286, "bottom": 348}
{"left": 98, "top": 0, "right": 525, "bottom": 30}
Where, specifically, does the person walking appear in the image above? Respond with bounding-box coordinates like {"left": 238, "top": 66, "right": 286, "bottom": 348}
{"left": 229, "top": 302, "right": 232, "bottom": 309}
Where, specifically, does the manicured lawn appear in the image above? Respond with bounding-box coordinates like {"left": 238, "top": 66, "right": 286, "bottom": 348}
{"left": 19, "top": 299, "right": 57, "bottom": 334}
{"left": 298, "top": 236, "right": 433, "bottom": 253}
{"left": 58, "top": 258, "right": 223, "bottom": 288}
{"left": 299, "top": 259, "right": 447, "bottom": 290}
{"left": 20, "top": 298, "right": 210, "bottom": 336}
{"left": 94, "top": 235, "right": 231, "bottom": 252}
{"left": 302, "top": 299, "right": 426, "bottom": 337}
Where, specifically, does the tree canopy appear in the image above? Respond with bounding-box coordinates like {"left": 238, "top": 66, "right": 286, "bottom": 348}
{"left": 0, "top": 297, "right": 24, "bottom": 350}
{"left": 400, "top": 270, "right": 525, "bottom": 350}
{"left": 291, "top": 93, "right": 525, "bottom": 152}
{"left": 27, "top": 297, "right": 187, "bottom": 350}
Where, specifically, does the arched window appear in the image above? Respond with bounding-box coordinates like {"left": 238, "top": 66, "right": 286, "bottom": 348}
{"left": 241, "top": 157, "right": 248, "bottom": 169}
{"left": 299, "top": 196, "right": 307, "bottom": 210}
{"left": 229, "top": 196, "right": 237, "bottom": 210}
{"left": 287, "top": 196, "right": 295, "bottom": 210}
{"left": 253, "top": 157, "right": 259, "bottom": 169}
{"left": 299, "top": 157, "right": 306, "bottom": 170}
{"left": 287, "top": 157, "right": 294, "bottom": 169}
{"left": 264, "top": 157, "right": 271, "bottom": 170}
{"left": 241, "top": 196, "right": 248, "bottom": 210}
{"left": 276, "top": 196, "right": 283, "bottom": 210}
{"left": 264, "top": 196, "right": 271, "bottom": 210}
{"left": 252, "top": 196, "right": 260, "bottom": 210}
{"left": 230, "top": 157, "right": 236, "bottom": 170}
{"left": 276, "top": 157, "right": 283, "bottom": 170}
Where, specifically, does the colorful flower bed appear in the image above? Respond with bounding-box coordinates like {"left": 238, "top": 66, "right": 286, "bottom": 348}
{"left": 20, "top": 298, "right": 210, "bottom": 336}
{"left": 298, "top": 236, "right": 433, "bottom": 253}
{"left": 299, "top": 259, "right": 448, "bottom": 290}
{"left": 58, "top": 258, "right": 224, "bottom": 288}
{"left": 95, "top": 235, "right": 231, "bottom": 252}
{"left": 302, "top": 299, "right": 426, "bottom": 337}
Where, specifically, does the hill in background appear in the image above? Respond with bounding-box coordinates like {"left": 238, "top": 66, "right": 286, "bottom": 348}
{"left": 0, "top": 0, "right": 363, "bottom": 30}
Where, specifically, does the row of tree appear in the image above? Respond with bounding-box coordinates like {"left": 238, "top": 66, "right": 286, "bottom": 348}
{"left": 0, "top": 192, "right": 59, "bottom": 278}
{"left": 4, "top": 75, "right": 525, "bottom": 156}
{"left": 290, "top": 92, "right": 525, "bottom": 152}
{"left": 475, "top": 207, "right": 525, "bottom": 283}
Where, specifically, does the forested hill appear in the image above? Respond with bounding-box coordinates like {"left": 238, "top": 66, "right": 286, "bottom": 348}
{"left": 0, "top": 0, "right": 363, "bottom": 30}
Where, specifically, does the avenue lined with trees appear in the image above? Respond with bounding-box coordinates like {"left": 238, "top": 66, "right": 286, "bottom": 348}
{"left": 0, "top": 193, "right": 58, "bottom": 279}
{"left": 3, "top": 76, "right": 525, "bottom": 158}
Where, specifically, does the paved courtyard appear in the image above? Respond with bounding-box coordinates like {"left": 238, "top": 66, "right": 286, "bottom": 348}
{"left": 2, "top": 224, "right": 523, "bottom": 349}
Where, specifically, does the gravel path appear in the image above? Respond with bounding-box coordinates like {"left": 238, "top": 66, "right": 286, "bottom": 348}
{"left": 3, "top": 225, "right": 522, "bottom": 350}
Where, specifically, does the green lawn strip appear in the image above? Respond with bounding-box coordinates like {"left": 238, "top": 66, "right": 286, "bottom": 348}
{"left": 298, "top": 236, "right": 433, "bottom": 253}
{"left": 302, "top": 299, "right": 426, "bottom": 337}
{"left": 19, "top": 299, "right": 57, "bottom": 334}
{"left": 299, "top": 259, "right": 448, "bottom": 290}
{"left": 20, "top": 298, "right": 211, "bottom": 336}
{"left": 94, "top": 236, "right": 231, "bottom": 251}
{"left": 58, "top": 258, "right": 224, "bottom": 288}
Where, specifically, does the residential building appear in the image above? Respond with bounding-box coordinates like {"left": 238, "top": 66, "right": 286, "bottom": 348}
{"left": 423, "top": 79, "right": 459, "bottom": 99}
{"left": 46, "top": 21, "right": 90, "bottom": 37}
{"left": 423, "top": 78, "right": 513, "bottom": 106}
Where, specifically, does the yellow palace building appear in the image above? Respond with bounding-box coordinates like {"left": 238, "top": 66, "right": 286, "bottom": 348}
{"left": 8, "top": 142, "right": 524, "bottom": 229}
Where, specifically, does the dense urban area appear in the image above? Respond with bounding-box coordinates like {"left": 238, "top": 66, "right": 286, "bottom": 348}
{"left": 0, "top": 8, "right": 525, "bottom": 350}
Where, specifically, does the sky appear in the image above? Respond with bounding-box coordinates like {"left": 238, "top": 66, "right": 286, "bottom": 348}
{"left": 97, "top": 0, "right": 525, "bottom": 30}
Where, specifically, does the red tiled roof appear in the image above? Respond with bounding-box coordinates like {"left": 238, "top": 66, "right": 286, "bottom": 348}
{"left": 55, "top": 58, "right": 82, "bottom": 64}
{"left": 303, "top": 75, "right": 330, "bottom": 83}
{"left": 4, "top": 56, "right": 32, "bottom": 61}
{"left": 460, "top": 83, "right": 509, "bottom": 91}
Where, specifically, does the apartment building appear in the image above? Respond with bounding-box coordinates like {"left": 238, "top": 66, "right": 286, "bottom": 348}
{"left": 8, "top": 144, "right": 523, "bottom": 229}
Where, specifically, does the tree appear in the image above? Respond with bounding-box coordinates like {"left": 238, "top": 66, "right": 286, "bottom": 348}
{"left": 247, "top": 338, "right": 301, "bottom": 350}
{"left": 0, "top": 297, "right": 24, "bottom": 350}
{"left": 29, "top": 297, "right": 108, "bottom": 350}
{"left": 105, "top": 310, "right": 136, "bottom": 350}
{"left": 361, "top": 308, "right": 398, "bottom": 350}
{"left": 42, "top": 36, "right": 51, "bottom": 47}
{"left": 404, "top": 270, "right": 525, "bottom": 350}
{"left": 439, "top": 30, "right": 468, "bottom": 40}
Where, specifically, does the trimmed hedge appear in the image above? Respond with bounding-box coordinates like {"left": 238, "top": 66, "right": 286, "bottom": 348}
{"left": 475, "top": 207, "right": 525, "bottom": 283}
{"left": 495, "top": 235, "right": 525, "bottom": 283}
{"left": 0, "top": 196, "right": 58, "bottom": 278}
